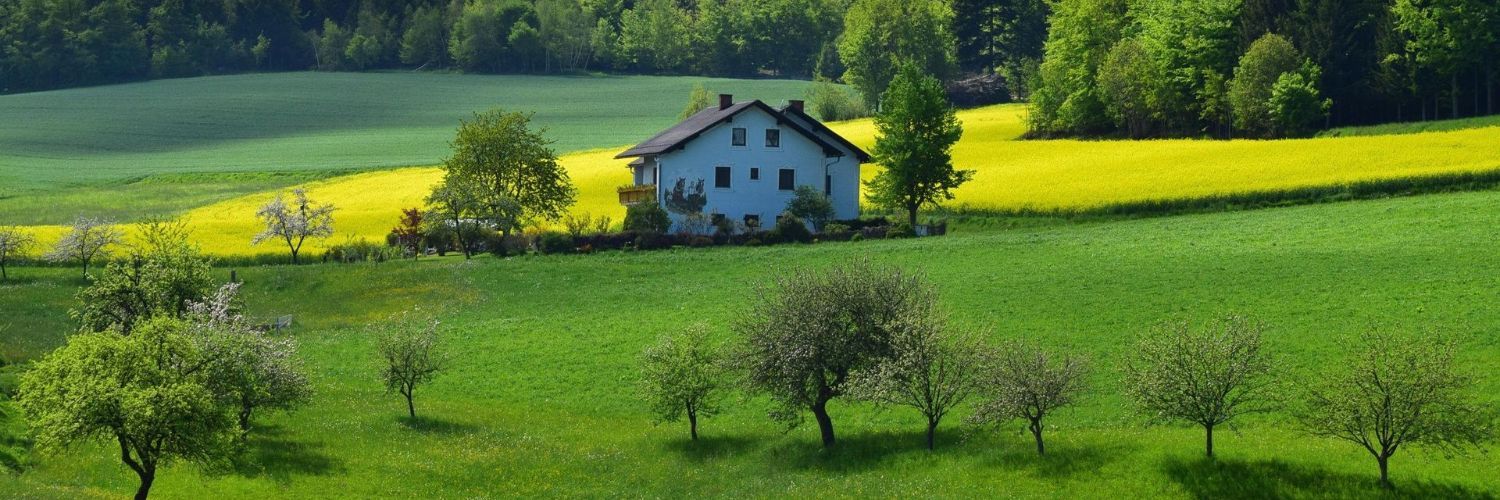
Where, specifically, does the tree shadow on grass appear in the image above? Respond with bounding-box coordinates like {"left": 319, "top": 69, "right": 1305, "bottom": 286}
{"left": 229, "top": 424, "right": 344, "bottom": 485}
{"left": 980, "top": 439, "right": 1133, "bottom": 479}
{"left": 399, "top": 415, "right": 480, "bottom": 435}
{"left": 767, "top": 428, "right": 980, "bottom": 474}
{"left": 661, "top": 435, "right": 761, "bottom": 463}
{"left": 1162, "top": 457, "right": 1495, "bottom": 500}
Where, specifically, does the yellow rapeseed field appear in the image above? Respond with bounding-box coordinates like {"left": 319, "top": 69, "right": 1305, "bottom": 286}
{"left": 19, "top": 104, "right": 1500, "bottom": 257}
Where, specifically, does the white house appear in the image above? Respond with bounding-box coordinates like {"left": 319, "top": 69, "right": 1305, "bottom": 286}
{"left": 615, "top": 94, "right": 870, "bottom": 229}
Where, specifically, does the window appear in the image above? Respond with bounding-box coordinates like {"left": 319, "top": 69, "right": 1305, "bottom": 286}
{"left": 750, "top": 167, "right": 760, "bottom": 180}
{"left": 765, "top": 129, "right": 781, "bottom": 148}
{"left": 715, "top": 166, "right": 732, "bottom": 188}
{"left": 731, "top": 128, "right": 747, "bottom": 147}
{"left": 778, "top": 168, "right": 795, "bottom": 191}
{"left": 711, "top": 213, "right": 726, "bottom": 226}
{"left": 743, "top": 214, "right": 760, "bottom": 228}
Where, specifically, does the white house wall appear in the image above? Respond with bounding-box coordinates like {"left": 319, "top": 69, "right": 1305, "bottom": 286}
{"left": 654, "top": 107, "right": 860, "bottom": 229}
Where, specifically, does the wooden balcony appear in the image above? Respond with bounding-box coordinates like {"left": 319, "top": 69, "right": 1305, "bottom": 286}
{"left": 618, "top": 184, "right": 657, "bottom": 206}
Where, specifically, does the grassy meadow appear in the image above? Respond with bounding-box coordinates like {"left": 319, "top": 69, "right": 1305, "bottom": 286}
{"left": 3, "top": 189, "right": 1499, "bottom": 498}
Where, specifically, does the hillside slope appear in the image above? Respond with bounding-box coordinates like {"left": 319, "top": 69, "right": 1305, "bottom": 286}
{"left": 4, "top": 190, "right": 1498, "bottom": 498}
{"left": 0, "top": 72, "right": 817, "bottom": 193}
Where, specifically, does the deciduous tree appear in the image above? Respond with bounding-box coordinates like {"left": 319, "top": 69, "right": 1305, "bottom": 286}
{"left": 73, "top": 218, "right": 215, "bottom": 335}
{"left": 737, "top": 259, "right": 933, "bottom": 448}
{"left": 639, "top": 324, "right": 727, "bottom": 440}
{"left": 47, "top": 215, "right": 124, "bottom": 278}
{"left": 1300, "top": 329, "right": 1495, "bottom": 488}
{"left": 968, "top": 340, "right": 1089, "bottom": 455}
{"left": 838, "top": 0, "right": 958, "bottom": 108}
{"left": 0, "top": 225, "right": 35, "bottom": 282}
{"left": 374, "top": 308, "right": 447, "bottom": 419}
{"left": 251, "top": 189, "right": 336, "bottom": 264}
{"left": 442, "top": 109, "right": 576, "bottom": 234}
{"left": 849, "top": 319, "right": 980, "bottom": 449}
{"left": 1122, "top": 315, "right": 1278, "bottom": 458}
{"left": 189, "top": 283, "right": 311, "bottom": 435}
{"left": 18, "top": 317, "right": 237, "bottom": 500}
{"left": 866, "top": 63, "right": 971, "bottom": 228}
{"left": 392, "top": 208, "right": 425, "bottom": 259}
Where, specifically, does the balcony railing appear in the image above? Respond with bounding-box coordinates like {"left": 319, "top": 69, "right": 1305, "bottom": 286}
{"left": 618, "top": 184, "right": 657, "bottom": 206}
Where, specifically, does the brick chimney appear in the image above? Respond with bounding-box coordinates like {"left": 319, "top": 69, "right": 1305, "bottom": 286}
{"left": 788, "top": 99, "right": 805, "bottom": 113}
{"left": 718, "top": 94, "right": 733, "bottom": 110}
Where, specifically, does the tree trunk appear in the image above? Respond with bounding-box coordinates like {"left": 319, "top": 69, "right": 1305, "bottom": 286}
{"left": 404, "top": 387, "right": 416, "bottom": 419}
{"left": 1488, "top": 58, "right": 1494, "bottom": 115}
{"left": 1204, "top": 423, "right": 1215, "bottom": 458}
{"left": 925, "top": 418, "right": 938, "bottom": 450}
{"left": 290, "top": 248, "right": 299, "bottom": 265}
{"left": 811, "top": 397, "right": 836, "bottom": 448}
{"left": 134, "top": 468, "right": 154, "bottom": 500}
{"left": 239, "top": 403, "right": 253, "bottom": 434}
{"left": 1, "top": 261, "right": 7, "bottom": 281}
{"left": 1475, "top": 72, "right": 1481, "bottom": 117}
{"left": 906, "top": 204, "right": 918, "bottom": 231}
{"left": 1451, "top": 73, "right": 1459, "bottom": 119}
{"left": 688, "top": 404, "right": 699, "bottom": 441}
{"left": 1378, "top": 454, "right": 1391, "bottom": 489}
{"left": 1030, "top": 418, "right": 1045, "bottom": 455}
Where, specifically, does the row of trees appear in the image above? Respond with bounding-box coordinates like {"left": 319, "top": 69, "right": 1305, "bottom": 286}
{"left": 640, "top": 260, "right": 1495, "bottom": 488}
{"left": 1029, "top": 0, "right": 1500, "bottom": 138}
{"left": 0, "top": 0, "right": 977, "bottom": 105}
{"left": 16, "top": 220, "right": 312, "bottom": 500}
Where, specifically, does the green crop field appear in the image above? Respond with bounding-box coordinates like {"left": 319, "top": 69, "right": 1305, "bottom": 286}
{"left": 3, "top": 190, "right": 1498, "bottom": 498}
{"left": 0, "top": 72, "right": 816, "bottom": 223}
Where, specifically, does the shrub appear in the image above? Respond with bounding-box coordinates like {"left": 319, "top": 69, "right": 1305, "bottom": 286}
{"left": 624, "top": 202, "right": 671, "bottom": 233}
{"left": 786, "top": 186, "right": 836, "bottom": 231}
{"left": 745, "top": 238, "right": 763, "bottom": 247}
{"left": 887, "top": 221, "right": 915, "bottom": 239}
{"left": 537, "top": 231, "right": 575, "bottom": 255}
{"left": 689, "top": 236, "right": 714, "bottom": 248}
{"left": 806, "top": 78, "right": 870, "bottom": 122}
{"left": 823, "top": 223, "right": 851, "bottom": 234}
{"left": 850, "top": 233, "right": 864, "bottom": 242}
{"left": 634, "top": 232, "right": 674, "bottom": 251}
{"left": 770, "top": 213, "right": 812, "bottom": 244}
{"left": 325, "top": 238, "right": 395, "bottom": 263}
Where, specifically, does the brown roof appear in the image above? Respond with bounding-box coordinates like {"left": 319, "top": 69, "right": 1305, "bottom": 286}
{"left": 615, "top": 100, "right": 864, "bottom": 160}
{"left": 778, "top": 105, "right": 872, "bottom": 162}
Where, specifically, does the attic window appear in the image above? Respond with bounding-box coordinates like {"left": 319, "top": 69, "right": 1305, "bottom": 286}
{"left": 765, "top": 129, "right": 781, "bottom": 148}
{"left": 732, "top": 128, "right": 747, "bottom": 147}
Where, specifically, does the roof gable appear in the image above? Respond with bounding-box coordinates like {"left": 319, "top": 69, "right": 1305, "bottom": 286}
{"left": 615, "top": 100, "right": 863, "bottom": 161}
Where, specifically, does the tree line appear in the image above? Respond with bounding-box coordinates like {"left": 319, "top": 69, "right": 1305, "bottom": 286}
{"left": 1028, "top": 0, "right": 1500, "bottom": 138}
{"left": 0, "top": 0, "right": 944, "bottom": 98}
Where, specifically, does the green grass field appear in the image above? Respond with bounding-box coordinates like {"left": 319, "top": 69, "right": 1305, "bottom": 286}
{"left": 1321, "top": 114, "right": 1500, "bottom": 137}
{"left": 3, "top": 189, "right": 1498, "bottom": 498}
{"left": 0, "top": 72, "right": 816, "bottom": 223}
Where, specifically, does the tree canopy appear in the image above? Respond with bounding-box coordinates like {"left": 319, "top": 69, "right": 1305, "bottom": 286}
{"left": 441, "top": 109, "right": 576, "bottom": 235}
{"left": 866, "top": 63, "right": 970, "bottom": 228}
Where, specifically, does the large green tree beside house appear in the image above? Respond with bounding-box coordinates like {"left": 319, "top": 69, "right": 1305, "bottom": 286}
{"left": 866, "top": 63, "right": 971, "bottom": 228}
